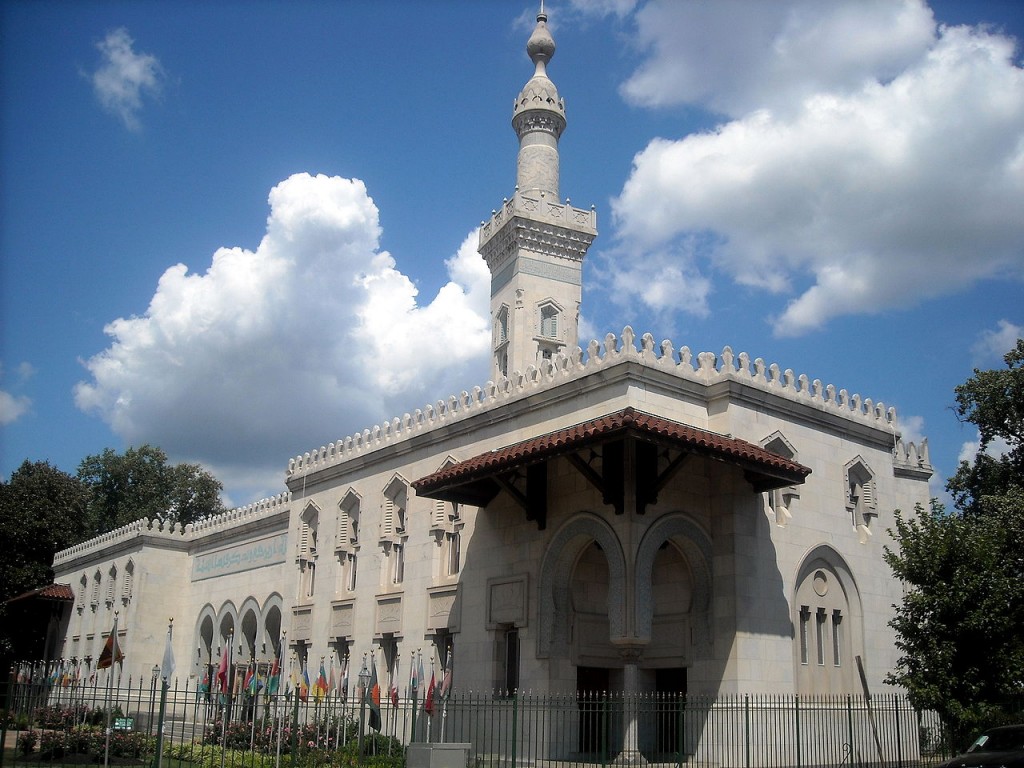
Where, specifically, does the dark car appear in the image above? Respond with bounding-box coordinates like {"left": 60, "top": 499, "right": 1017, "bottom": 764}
{"left": 937, "top": 724, "right": 1024, "bottom": 767}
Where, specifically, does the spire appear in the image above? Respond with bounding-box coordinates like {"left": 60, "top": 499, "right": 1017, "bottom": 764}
{"left": 513, "top": 5, "right": 565, "bottom": 197}
{"left": 479, "top": 4, "right": 597, "bottom": 382}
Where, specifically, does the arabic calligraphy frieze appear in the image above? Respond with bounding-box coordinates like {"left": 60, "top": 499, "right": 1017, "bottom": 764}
{"left": 192, "top": 533, "right": 288, "bottom": 581}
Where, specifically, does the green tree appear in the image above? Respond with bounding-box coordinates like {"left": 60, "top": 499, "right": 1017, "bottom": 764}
{"left": 947, "top": 338, "right": 1024, "bottom": 515}
{"left": 885, "top": 339, "right": 1024, "bottom": 749}
{"left": 0, "top": 461, "right": 91, "bottom": 654}
{"left": 77, "top": 444, "right": 224, "bottom": 535}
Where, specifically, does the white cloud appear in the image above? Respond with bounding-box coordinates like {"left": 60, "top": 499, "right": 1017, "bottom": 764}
{"left": 957, "top": 431, "right": 1012, "bottom": 465}
{"left": 570, "top": 0, "right": 639, "bottom": 19}
{"left": 620, "top": 0, "right": 936, "bottom": 118}
{"left": 0, "top": 391, "right": 31, "bottom": 426}
{"left": 89, "top": 28, "right": 163, "bottom": 131}
{"left": 971, "top": 319, "right": 1023, "bottom": 364}
{"left": 602, "top": 5, "right": 1024, "bottom": 334}
{"left": 75, "top": 173, "right": 491, "bottom": 501}
{"left": 0, "top": 361, "right": 33, "bottom": 426}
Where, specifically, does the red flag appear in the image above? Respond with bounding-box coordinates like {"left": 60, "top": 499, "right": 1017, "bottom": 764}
{"left": 389, "top": 655, "right": 400, "bottom": 707}
{"left": 364, "top": 655, "right": 382, "bottom": 731}
{"left": 267, "top": 655, "right": 280, "bottom": 695}
{"left": 97, "top": 622, "right": 124, "bottom": 670}
{"left": 424, "top": 670, "right": 436, "bottom": 715}
{"left": 215, "top": 643, "right": 230, "bottom": 692}
{"left": 439, "top": 648, "right": 453, "bottom": 699}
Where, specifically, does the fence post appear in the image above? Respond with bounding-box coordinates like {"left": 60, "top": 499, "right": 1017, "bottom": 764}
{"left": 290, "top": 691, "right": 299, "bottom": 759}
{"left": 744, "top": 695, "right": 751, "bottom": 768}
{"left": 846, "top": 694, "right": 854, "bottom": 768}
{"left": 795, "top": 695, "right": 801, "bottom": 768}
{"left": 511, "top": 691, "right": 518, "bottom": 768}
{"left": 894, "top": 694, "right": 903, "bottom": 768}
{"left": 677, "top": 693, "right": 684, "bottom": 768}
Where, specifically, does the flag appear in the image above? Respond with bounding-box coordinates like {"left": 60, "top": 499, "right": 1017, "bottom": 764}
{"left": 417, "top": 654, "right": 425, "bottom": 695}
{"left": 409, "top": 653, "right": 419, "bottom": 691}
{"left": 327, "top": 657, "right": 336, "bottom": 697}
{"left": 340, "top": 657, "right": 349, "bottom": 702}
{"left": 215, "top": 642, "right": 230, "bottom": 692}
{"left": 199, "top": 671, "right": 210, "bottom": 694}
{"left": 424, "top": 669, "right": 435, "bottom": 715}
{"left": 242, "top": 665, "right": 255, "bottom": 696}
{"left": 439, "top": 648, "right": 453, "bottom": 700}
{"left": 366, "top": 655, "right": 381, "bottom": 731}
{"left": 298, "top": 663, "right": 309, "bottom": 702}
{"left": 389, "top": 655, "right": 399, "bottom": 707}
{"left": 97, "top": 621, "right": 124, "bottom": 670}
{"left": 161, "top": 624, "right": 176, "bottom": 683}
{"left": 267, "top": 654, "right": 280, "bottom": 695}
{"left": 313, "top": 661, "right": 328, "bottom": 699}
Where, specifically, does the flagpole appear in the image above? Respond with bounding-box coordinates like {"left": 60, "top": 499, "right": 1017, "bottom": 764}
{"left": 249, "top": 657, "right": 258, "bottom": 751}
{"left": 155, "top": 619, "right": 173, "bottom": 768}
{"left": 427, "top": 656, "right": 434, "bottom": 744}
{"left": 440, "top": 648, "right": 448, "bottom": 745}
{"left": 103, "top": 612, "right": 119, "bottom": 768}
{"left": 409, "top": 649, "right": 418, "bottom": 742}
{"left": 219, "top": 631, "right": 232, "bottom": 768}
{"left": 274, "top": 632, "right": 285, "bottom": 768}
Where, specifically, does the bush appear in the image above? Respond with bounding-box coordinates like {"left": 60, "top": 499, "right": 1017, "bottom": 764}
{"left": 34, "top": 725, "right": 155, "bottom": 760}
{"left": 35, "top": 703, "right": 88, "bottom": 729}
{"left": 17, "top": 730, "right": 38, "bottom": 756}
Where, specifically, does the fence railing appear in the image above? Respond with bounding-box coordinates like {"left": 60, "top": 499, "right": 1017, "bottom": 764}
{"left": 1, "top": 676, "right": 950, "bottom": 768}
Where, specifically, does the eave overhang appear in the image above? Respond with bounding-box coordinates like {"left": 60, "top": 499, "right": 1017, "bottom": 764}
{"left": 412, "top": 406, "right": 811, "bottom": 518}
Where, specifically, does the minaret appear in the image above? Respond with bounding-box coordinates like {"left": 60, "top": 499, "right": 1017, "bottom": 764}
{"left": 479, "top": 5, "right": 597, "bottom": 382}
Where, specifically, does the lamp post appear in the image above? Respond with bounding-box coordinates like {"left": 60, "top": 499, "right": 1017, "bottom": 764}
{"left": 357, "top": 659, "right": 370, "bottom": 758}
{"left": 150, "top": 664, "right": 160, "bottom": 735}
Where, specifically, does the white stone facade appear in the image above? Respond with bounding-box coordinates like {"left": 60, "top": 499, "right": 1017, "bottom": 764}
{"left": 50, "top": 9, "right": 930, "bottom": 707}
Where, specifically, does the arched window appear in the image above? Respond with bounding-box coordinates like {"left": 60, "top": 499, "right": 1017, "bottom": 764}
{"left": 540, "top": 304, "right": 558, "bottom": 338}
{"left": 761, "top": 432, "right": 800, "bottom": 527}
{"left": 121, "top": 561, "right": 134, "bottom": 604}
{"left": 844, "top": 457, "right": 877, "bottom": 543}
{"left": 793, "top": 548, "right": 862, "bottom": 695}
{"left": 298, "top": 503, "right": 320, "bottom": 601}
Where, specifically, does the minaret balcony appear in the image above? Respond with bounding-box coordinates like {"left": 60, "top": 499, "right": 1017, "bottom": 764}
{"left": 479, "top": 190, "right": 597, "bottom": 271}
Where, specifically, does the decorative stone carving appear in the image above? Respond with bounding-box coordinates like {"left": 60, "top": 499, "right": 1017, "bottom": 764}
{"left": 486, "top": 574, "right": 528, "bottom": 629}
{"left": 375, "top": 594, "right": 403, "bottom": 636}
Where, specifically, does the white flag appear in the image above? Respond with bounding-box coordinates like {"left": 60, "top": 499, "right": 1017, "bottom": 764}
{"left": 161, "top": 623, "right": 176, "bottom": 682}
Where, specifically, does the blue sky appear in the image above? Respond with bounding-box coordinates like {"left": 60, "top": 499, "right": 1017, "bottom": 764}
{"left": 2, "top": 0, "right": 1022, "bottom": 508}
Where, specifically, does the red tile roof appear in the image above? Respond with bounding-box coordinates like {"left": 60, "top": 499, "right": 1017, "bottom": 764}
{"left": 5, "top": 583, "right": 74, "bottom": 604}
{"left": 413, "top": 406, "right": 810, "bottom": 502}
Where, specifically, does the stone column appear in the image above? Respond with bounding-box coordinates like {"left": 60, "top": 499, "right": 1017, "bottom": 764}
{"left": 618, "top": 645, "right": 646, "bottom": 765}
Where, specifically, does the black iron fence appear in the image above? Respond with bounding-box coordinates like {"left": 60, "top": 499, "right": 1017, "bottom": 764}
{"left": 1, "top": 674, "right": 951, "bottom": 768}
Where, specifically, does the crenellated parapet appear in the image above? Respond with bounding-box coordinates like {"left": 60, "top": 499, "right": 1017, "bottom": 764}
{"left": 479, "top": 190, "right": 597, "bottom": 271}
{"left": 52, "top": 491, "right": 292, "bottom": 567}
{"left": 288, "top": 326, "right": 929, "bottom": 481}
{"left": 893, "top": 436, "right": 932, "bottom": 479}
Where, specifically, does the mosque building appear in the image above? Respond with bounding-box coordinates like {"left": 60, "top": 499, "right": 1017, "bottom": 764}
{"left": 51, "top": 4, "right": 932, "bottom": 726}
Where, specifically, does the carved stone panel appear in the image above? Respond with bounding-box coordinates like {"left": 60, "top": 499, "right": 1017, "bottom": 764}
{"left": 330, "top": 599, "right": 354, "bottom": 637}
{"left": 487, "top": 574, "right": 528, "bottom": 629}
{"left": 426, "top": 585, "right": 461, "bottom": 632}
{"left": 292, "top": 607, "right": 312, "bottom": 643}
{"left": 375, "top": 593, "right": 403, "bottom": 637}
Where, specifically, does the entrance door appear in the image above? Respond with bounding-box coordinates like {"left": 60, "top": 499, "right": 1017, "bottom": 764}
{"left": 577, "top": 666, "right": 610, "bottom": 755}
{"left": 655, "top": 667, "right": 687, "bottom": 755}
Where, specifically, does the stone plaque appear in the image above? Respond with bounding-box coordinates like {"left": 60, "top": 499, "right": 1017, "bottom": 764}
{"left": 375, "top": 594, "right": 403, "bottom": 636}
{"left": 330, "top": 600, "right": 354, "bottom": 636}
{"left": 426, "top": 585, "right": 461, "bottom": 632}
{"left": 487, "top": 574, "right": 528, "bottom": 628}
{"left": 292, "top": 607, "right": 312, "bottom": 643}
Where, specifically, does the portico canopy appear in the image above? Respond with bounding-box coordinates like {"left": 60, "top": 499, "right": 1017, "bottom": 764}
{"left": 413, "top": 407, "right": 811, "bottom": 529}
